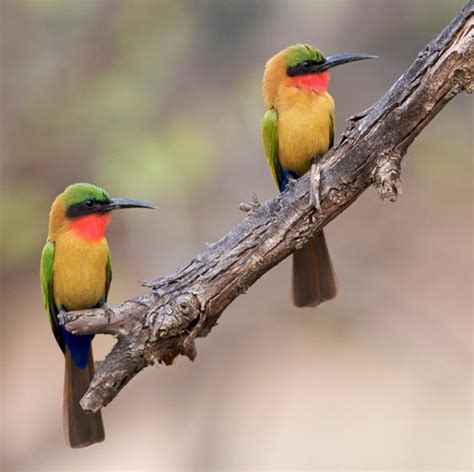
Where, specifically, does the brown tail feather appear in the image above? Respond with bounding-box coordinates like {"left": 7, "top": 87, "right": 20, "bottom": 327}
{"left": 63, "top": 348, "right": 105, "bottom": 448}
{"left": 291, "top": 230, "right": 338, "bottom": 308}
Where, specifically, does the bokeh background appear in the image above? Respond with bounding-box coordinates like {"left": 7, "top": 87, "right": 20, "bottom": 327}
{"left": 1, "top": 0, "right": 472, "bottom": 470}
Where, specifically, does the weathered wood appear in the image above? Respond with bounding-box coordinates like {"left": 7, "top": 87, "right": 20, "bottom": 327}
{"left": 63, "top": 1, "right": 473, "bottom": 413}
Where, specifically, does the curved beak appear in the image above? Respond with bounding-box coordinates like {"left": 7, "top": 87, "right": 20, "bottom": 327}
{"left": 103, "top": 197, "right": 156, "bottom": 212}
{"left": 311, "top": 53, "right": 377, "bottom": 73}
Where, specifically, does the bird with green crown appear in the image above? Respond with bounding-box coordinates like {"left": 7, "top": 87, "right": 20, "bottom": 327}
{"left": 262, "top": 44, "right": 376, "bottom": 307}
{"left": 40, "top": 183, "right": 155, "bottom": 448}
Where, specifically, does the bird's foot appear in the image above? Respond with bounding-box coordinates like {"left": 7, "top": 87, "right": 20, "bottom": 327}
{"left": 101, "top": 303, "right": 115, "bottom": 323}
{"left": 310, "top": 158, "right": 322, "bottom": 211}
{"left": 58, "top": 309, "right": 68, "bottom": 326}
{"left": 287, "top": 174, "right": 298, "bottom": 188}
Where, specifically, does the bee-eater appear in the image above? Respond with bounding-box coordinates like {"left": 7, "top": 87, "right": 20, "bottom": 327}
{"left": 262, "top": 44, "right": 375, "bottom": 307}
{"left": 40, "top": 183, "right": 154, "bottom": 448}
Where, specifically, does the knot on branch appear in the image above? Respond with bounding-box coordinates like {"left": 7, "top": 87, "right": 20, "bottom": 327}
{"left": 373, "top": 151, "right": 403, "bottom": 202}
{"left": 150, "top": 293, "right": 200, "bottom": 338}
{"left": 179, "top": 304, "right": 209, "bottom": 361}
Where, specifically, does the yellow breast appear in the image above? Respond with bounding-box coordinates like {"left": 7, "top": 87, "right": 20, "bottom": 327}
{"left": 53, "top": 231, "right": 109, "bottom": 311}
{"left": 276, "top": 88, "right": 334, "bottom": 176}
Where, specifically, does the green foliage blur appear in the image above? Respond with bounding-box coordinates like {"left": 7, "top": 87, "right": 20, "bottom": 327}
{"left": 2, "top": 1, "right": 220, "bottom": 269}
{"left": 1, "top": 0, "right": 469, "bottom": 271}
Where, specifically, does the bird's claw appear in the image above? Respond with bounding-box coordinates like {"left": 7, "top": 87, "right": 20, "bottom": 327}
{"left": 287, "top": 174, "right": 298, "bottom": 187}
{"left": 58, "top": 310, "right": 68, "bottom": 327}
{"left": 102, "top": 303, "right": 115, "bottom": 323}
{"left": 310, "top": 159, "right": 322, "bottom": 211}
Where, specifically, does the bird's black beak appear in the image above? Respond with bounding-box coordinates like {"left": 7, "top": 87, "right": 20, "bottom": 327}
{"left": 311, "top": 53, "right": 377, "bottom": 73}
{"left": 104, "top": 197, "right": 156, "bottom": 212}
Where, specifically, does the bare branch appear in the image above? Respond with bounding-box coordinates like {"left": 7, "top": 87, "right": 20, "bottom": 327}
{"left": 62, "top": 1, "right": 474, "bottom": 413}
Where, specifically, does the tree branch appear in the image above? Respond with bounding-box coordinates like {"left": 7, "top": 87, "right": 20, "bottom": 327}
{"left": 63, "top": 1, "right": 473, "bottom": 413}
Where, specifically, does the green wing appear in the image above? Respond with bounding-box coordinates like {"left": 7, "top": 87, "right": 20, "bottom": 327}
{"left": 40, "top": 241, "right": 64, "bottom": 352}
{"left": 105, "top": 252, "right": 112, "bottom": 302}
{"left": 262, "top": 109, "right": 284, "bottom": 190}
{"left": 328, "top": 109, "right": 335, "bottom": 150}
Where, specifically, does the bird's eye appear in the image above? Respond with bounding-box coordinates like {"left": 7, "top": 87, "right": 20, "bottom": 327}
{"left": 85, "top": 200, "right": 94, "bottom": 207}
{"left": 302, "top": 60, "right": 311, "bottom": 68}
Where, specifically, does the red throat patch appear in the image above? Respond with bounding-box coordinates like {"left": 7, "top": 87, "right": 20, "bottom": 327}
{"left": 289, "top": 71, "right": 330, "bottom": 93}
{"left": 69, "top": 214, "right": 112, "bottom": 241}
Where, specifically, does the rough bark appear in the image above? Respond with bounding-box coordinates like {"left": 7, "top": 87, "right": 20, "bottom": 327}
{"left": 63, "top": 1, "right": 473, "bottom": 413}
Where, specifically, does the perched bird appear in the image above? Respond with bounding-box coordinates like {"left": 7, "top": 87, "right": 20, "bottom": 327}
{"left": 40, "top": 183, "right": 154, "bottom": 448}
{"left": 262, "top": 44, "right": 376, "bottom": 307}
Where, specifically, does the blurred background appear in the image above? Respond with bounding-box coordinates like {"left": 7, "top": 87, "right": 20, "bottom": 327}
{"left": 1, "top": 0, "right": 472, "bottom": 470}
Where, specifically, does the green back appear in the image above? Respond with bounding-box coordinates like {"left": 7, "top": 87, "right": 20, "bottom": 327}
{"left": 40, "top": 241, "right": 64, "bottom": 351}
{"left": 262, "top": 109, "right": 283, "bottom": 189}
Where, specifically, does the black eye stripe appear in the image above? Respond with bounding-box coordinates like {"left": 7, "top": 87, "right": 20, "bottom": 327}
{"left": 287, "top": 58, "right": 326, "bottom": 77}
{"left": 66, "top": 199, "right": 110, "bottom": 219}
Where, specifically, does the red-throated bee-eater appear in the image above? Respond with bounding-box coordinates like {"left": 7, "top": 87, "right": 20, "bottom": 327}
{"left": 40, "top": 183, "right": 155, "bottom": 448}
{"left": 262, "top": 44, "right": 376, "bottom": 307}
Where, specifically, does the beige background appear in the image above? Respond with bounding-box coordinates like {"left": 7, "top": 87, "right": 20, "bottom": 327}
{"left": 1, "top": 0, "right": 472, "bottom": 470}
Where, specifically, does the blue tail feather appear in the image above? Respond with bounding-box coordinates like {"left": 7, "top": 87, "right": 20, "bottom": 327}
{"left": 61, "top": 327, "right": 93, "bottom": 369}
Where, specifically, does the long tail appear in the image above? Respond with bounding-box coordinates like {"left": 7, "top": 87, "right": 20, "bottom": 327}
{"left": 291, "top": 229, "right": 338, "bottom": 307}
{"left": 63, "top": 347, "right": 105, "bottom": 448}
